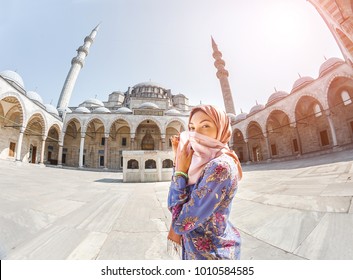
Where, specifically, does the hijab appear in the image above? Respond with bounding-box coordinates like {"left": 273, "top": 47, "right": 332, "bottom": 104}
{"left": 176, "top": 105, "right": 243, "bottom": 185}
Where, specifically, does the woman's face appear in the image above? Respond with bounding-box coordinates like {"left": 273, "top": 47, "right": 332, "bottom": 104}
{"left": 189, "top": 110, "right": 218, "bottom": 139}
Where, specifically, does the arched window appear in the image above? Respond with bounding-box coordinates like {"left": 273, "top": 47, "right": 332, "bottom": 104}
{"left": 314, "top": 104, "right": 322, "bottom": 117}
{"left": 162, "top": 159, "right": 173, "bottom": 168}
{"left": 127, "top": 159, "right": 139, "bottom": 169}
{"left": 145, "top": 159, "right": 156, "bottom": 169}
{"left": 341, "top": 90, "right": 352, "bottom": 105}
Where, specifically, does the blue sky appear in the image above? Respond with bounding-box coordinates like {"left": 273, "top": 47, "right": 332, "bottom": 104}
{"left": 1, "top": 0, "right": 343, "bottom": 114}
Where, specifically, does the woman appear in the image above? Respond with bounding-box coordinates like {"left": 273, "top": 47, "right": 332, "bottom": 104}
{"left": 167, "top": 104, "right": 243, "bottom": 260}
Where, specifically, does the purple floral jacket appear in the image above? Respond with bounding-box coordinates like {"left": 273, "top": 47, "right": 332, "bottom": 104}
{"left": 168, "top": 154, "right": 241, "bottom": 260}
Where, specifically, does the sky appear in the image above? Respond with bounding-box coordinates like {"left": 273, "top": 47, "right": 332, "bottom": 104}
{"left": 0, "top": 0, "right": 344, "bottom": 114}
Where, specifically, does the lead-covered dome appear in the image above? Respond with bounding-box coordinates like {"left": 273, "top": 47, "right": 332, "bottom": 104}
{"left": 80, "top": 98, "right": 104, "bottom": 108}
{"left": 27, "top": 91, "right": 43, "bottom": 104}
{"left": 115, "top": 107, "right": 133, "bottom": 114}
{"left": 74, "top": 107, "right": 91, "bottom": 113}
{"left": 0, "top": 70, "right": 25, "bottom": 88}
{"left": 45, "top": 104, "right": 59, "bottom": 116}
{"left": 131, "top": 82, "right": 168, "bottom": 98}
{"left": 93, "top": 107, "right": 110, "bottom": 114}
{"left": 235, "top": 112, "right": 248, "bottom": 122}
{"left": 165, "top": 109, "right": 181, "bottom": 115}
{"left": 227, "top": 113, "right": 237, "bottom": 124}
{"left": 319, "top": 57, "right": 344, "bottom": 77}
{"left": 139, "top": 102, "right": 159, "bottom": 109}
{"left": 266, "top": 91, "right": 288, "bottom": 106}
{"left": 291, "top": 76, "right": 314, "bottom": 93}
{"left": 249, "top": 104, "right": 265, "bottom": 115}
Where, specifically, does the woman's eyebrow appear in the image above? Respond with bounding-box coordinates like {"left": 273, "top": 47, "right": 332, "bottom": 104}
{"left": 200, "top": 119, "right": 212, "bottom": 123}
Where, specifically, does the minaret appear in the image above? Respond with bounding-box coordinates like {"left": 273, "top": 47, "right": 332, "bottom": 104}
{"left": 211, "top": 37, "right": 236, "bottom": 114}
{"left": 308, "top": 0, "right": 353, "bottom": 64}
{"left": 57, "top": 24, "right": 100, "bottom": 115}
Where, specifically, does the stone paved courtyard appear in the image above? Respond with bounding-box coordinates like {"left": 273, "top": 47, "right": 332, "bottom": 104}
{"left": 0, "top": 149, "right": 353, "bottom": 260}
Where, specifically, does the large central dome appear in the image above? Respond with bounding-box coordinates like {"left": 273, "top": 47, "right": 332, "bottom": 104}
{"left": 131, "top": 81, "right": 168, "bottom": 99}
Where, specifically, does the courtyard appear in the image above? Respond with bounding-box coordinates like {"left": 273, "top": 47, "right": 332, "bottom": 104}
{"left": 0, "top": 149, "right": 353, "bottom": 260}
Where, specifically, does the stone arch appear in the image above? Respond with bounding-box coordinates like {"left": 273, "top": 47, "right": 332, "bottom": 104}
{"left": 266, "top": 110, "right": 296, "bottom": 158}
{"left": 295, "top": 95, "right": 332, "bottom": 154}
{"left": 232, "top": 128, "right": 247, "bottom": 162}
{"left": 326, "top": 75, "right": 353, "bottom": 146}
{"left": 84, "top": 118, "right": 106, "bottom": 168}
{"left": 165, "top": 118, "right": 186, "bottom": 132}
{"left": 83, "top": 116, "right": 106, "bottom": 134}
{"left": 64, "top": 116, "right": 83, "bottom": 133}
{"left": 107, "top": 116, "right": 133, "bottom": 133}
{"left": 145, "top": 159, "right": 156, "bottom": 169}
{"left": 25, "top": 112, "right": 46, "bottom": 136}
{"left": 63, "top": 118, "right": 82, "bottom": 167}
{"left": 246, "top": 121, "right": 268, "bottom": 162}
{"left": 165, "top": 119, "right": 186, "bottom": 149}
{"left": 0, "top": 91, "right": 27, "bottom": 125}
{"left": 45, "top": 124, "right": 61, "bottom": 165}
{"left": 132, "top": 116, "right": 163, "bottom": 135}
{"left": 135, "top": 119, "right": 162, "bottom": 151}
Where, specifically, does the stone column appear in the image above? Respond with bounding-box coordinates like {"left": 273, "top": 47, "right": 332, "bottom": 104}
{"left": 326, "top": 111, "right": 338, "bottom": 146}
{"left": 292, "top": 124, "right": 302, "bottom": 155}
{"left": 264, "top": 133, "right": 272, "bottom": 160}
{"left": 130, "top": 134, "right": 135, "bottom": 150}
{"left": 157, "top": 157, "right": 162, "bottom": 181}
{"left": 245, "top": 140, "right": 251, "bottom": 163}
{"left": 15, "top": 127, "right": 25, "bottom": 161}
{"left": 40, "top": 136, "right": 47, "bottom": 164}
{"left": 79, "top": 133, "right": 85, "bottom": 168}
{"left": 161, "top": 136, "right": 166, "bottom": 151}
{"left": 104, "top": 133, "right": 109, "bottom": 169}
{"left": 57, "top": 142, "right": 63, "bottom": 166}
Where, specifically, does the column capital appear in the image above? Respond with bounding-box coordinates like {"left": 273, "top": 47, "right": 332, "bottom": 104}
{"left": 80, "top": 132, "right": 86, "bottom": 138}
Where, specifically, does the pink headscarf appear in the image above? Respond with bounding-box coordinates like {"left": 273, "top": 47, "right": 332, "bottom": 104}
{"left": 176, "top": 105, "right": 243, "bottom": 185}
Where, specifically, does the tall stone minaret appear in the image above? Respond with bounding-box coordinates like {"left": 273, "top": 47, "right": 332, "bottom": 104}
{"left": 211, "top": 37, "right": 236, "bottom": 114}
{"left": 57, "top": 24, "right": 100, "bottom": 115}
{"left": 308, "top": 0, "right": 353, "bottom": 65}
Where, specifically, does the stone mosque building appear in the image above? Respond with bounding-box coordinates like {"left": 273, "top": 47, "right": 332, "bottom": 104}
{"left": 0, "top": 0, "right": 353, "bottom": 180}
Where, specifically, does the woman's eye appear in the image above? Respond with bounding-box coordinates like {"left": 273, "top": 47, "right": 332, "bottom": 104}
{"left": 202, "top": 125, "right": 209, "bottom": 128}
{"left": 189, "top": 127, "right": 195, "bottom": 131}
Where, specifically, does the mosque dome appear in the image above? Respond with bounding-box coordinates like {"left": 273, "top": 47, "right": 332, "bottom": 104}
{"left": 27, "top": 91, "right": 43, "bottom": 104}
{"left": 227, "top": 113, "right": 237, "bottom": 124}
{"left": 291, "top": 76, "right": 314, "bottom": 93}
{"left": 165, "top": 109, "right": 181, "bottom": 115}
{"left": 0, "top": 70, "right": 25, "bottom": 88}
{"left": 45, "top": 104, "right": 59, "bottom": 116}
{"left": 266, "top": 91, "right": 289, "bottom": 106}
{"left": 249, "top": 104, "right": 265, "bottom": 115}
{"left": 131, "top": 82, "right": 167, "bottom": 98}
{"left": 115, "top": 107, "right": 133, "bottom": 114}
{"left": 74, "top": 107, "right": 91, "bottom": 113}
{"left": 319, "top": 57, "right": 345, "bottom": 77}
{"left": 139, "top": 102, "right": 159, "bottom": 109}
{"left": 81, "top": 98, "right": 104, "bottom": 108}
{"left": 234, "top": 112, "right": 248, "bottom": 122}
{"left": 92, "top": 107, "right": 110, "bottom": 114}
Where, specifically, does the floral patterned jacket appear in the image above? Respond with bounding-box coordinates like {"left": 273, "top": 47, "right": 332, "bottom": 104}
{"left": 168, "top": 154, "right": 241, "bottom": 260}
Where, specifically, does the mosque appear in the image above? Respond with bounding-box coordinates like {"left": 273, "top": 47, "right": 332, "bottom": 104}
{"left": 0, "top": 0, "right": 353, "bottom": 175}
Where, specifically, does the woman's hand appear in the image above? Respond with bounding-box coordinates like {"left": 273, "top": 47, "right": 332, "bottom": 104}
{"left": 176, "top": 139, "right": 194, "bottom": 173}
{"left": 170, "top": 135, "right": 180, "bottom": 157}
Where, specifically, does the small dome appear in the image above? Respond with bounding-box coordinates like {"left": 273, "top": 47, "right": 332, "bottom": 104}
{"left": 291, "top": 76, "right": 314, "bottom": 93}
{"left": 74, "top": 107, "right": 91, "bottom": 113}
{"left": 319, "top": 57, "right": 345, "bottom": 77}
{"left": 81, "top": 98, "right": 104, "bottom": 108}
{"left": 27, "top": 91, "right": 43, "bottom": 104}
{"left": 266, "top": 91, "right": 289, "bottom": 106}
{"left": 115, "top": 107, "right": 133, "bottom": 114}
{"left": 227, "top": 113, "right": 237, "bottom": 124}
{"left": 249, "top": 104, "right": 265, "bottom": 115}
{"left": 0, "top": 70, "right": 25, "bottom": 88}
{"left": 139, "top": 102, "right": 159, "bottom": 109}
{"left": 45, "top": 104, "right": 59, "bottom": 116}
{"left": 92, "top": 107, "right": 110, "bottom": 113}
{"left": 165, "top": 109, "right": 181, "bottom": 115}
{"left": 235, "top": 112, "right": 248, "bottom": 122}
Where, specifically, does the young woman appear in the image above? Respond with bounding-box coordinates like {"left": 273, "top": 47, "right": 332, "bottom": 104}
{"left": 167, "top": 104, "right": 243, "bottom": 260}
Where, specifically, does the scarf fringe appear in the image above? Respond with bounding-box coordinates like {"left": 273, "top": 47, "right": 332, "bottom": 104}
{"left": 167, "top": 238, "right": 182, "bottom": 259}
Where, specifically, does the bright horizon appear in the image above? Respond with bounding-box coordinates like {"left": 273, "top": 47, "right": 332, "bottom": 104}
{"left": 0, "top": 0, "right": 343, "bottom": 114}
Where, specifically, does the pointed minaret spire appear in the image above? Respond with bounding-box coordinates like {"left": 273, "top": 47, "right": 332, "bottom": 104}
{"left": 57, "top": 24, "right": 100, "bottom": 116}
{"left": 211, "top": 36, "right": 236, "bottom": 115}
